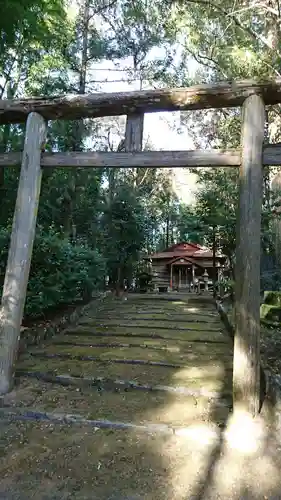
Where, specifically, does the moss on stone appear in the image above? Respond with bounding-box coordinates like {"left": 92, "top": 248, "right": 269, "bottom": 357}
{"left": 260, "top": 303, "right": 281, "bottom": 322}
{"left": 263, "top": 291, "right": 281, "bottom": 306}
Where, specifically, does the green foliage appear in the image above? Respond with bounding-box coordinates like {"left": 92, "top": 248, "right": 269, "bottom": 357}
{"left": 175, "top": 205, "right": 204, "bottom": 244}
{"left": 0, "top": 227, "right": 105, "bottom": 318}
{"left": 191, "top": 165, "right": 275, "bottom": 273}
{"left": 0, "top": 0, "right": 185, "bottom": 319}
{"left": 2, "top": 0, "right": 280, "bottom": 322}
{"left": 194, "top": 168, "right": 238, "bottom": 264}
{"left": 163, "top": 1, "right": 281, "bottom": 273}
{"left": 100, "top": 183, "right": 147, "bottom": 283}
{"left": 0, "top": 0, "right": 66, "bottom": 51}
{"left": 219, "top": 278, "right": 234, "bottom": 295}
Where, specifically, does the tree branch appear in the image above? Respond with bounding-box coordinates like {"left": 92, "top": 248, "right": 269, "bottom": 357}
{"left": 138, "top": 168, "right": 150, "bottom": 187}
{"left": 184, "top": 46, "right": 229, "bottom": 78}
{"left": 178, "top": 0, "right": 281, "bottom": 58}
{"left": 87, "top": 77, "right": 145, "bottom": 84}
{"left": 258, "top": 1, "right": 280, "bottom": 17}
{"left": 226, "top": 2, "right": 260, "bottom": 17}
{"left": 88, "top": 0, "right": 118, "bottom": 21}
{"left": 277, "top": 0, "right": 281, "bottom": 17}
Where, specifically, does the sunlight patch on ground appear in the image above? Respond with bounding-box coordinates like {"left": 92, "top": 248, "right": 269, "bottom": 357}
{"left": 142, "top": 398, "right": 203, "bottom": 427}
{"left": 172, "top": 365, "right": 225, "bottom": 382}
{"left": 143, "top": 415, "right": 281, "bottom": 499}
{"left": 174, "top": 423, "right": 219, "bottom": 445}
{"left": 166, "top": 346, "right": 181, "bottom": 353}
{"left": 182, "top": 306, "right": 200, "bottom": 313}
{"left": 209, "top": 423, "right": 281, "bottom": 498}
{"left": 156, "top": 425, "right": 218, "bottom": 500}
{"left": 224, "top": 410, "right": 267, "bottom": 455}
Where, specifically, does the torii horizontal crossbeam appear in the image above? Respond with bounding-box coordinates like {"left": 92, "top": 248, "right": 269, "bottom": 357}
{"left": 0, "top": 144, "right": 280, "bottom": 168}
{"left": 1, "top": 79, "right": 281, "bottom": 124}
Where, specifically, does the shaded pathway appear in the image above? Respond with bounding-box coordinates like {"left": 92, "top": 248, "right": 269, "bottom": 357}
{"left": 13, "top": 293, "right": 233, "bottom": 428}
{"left": 2, "top": 293, "right": 280, "bottom": 499}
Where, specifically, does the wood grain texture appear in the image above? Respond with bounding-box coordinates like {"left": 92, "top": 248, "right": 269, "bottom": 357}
{"left": 233, "top": 94, "right": 265, "bottom": 416}
{"left": 0, "top": 112, "right": 46, "bottom": 395}
{"left": 1, "top": 145, "right": 281, "bottom": 168}
{"left": 263, "top": 143, "right": 281, "bottom": 165}
{"left": 124, "top": 113, "right": 144, "bottom": 152}
{"left": 124, "top": 112, "right": 144, "bottom": 188}
{"left": 1, "top": 79, "right": 281, "bottom": 123}
{"left": 0, "top": 149, "right": 241, "bottom": 168}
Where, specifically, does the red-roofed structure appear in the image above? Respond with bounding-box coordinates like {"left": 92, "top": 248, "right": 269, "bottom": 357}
{"left": 145, "top": 242, "right": 226, "bottom": 291}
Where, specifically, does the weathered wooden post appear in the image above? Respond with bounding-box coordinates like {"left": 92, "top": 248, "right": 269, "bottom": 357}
{"left": 124, "top": 112, "right": 144, "bottom": 152}
{"left": 192, "top": 265, "right": 195, "bottom": 290}
{"left": 203, "top": 269, "right": 209, "bottom": 293}
{"left": 0, "top": 112, "right": 46, "bottom": 395}
{"left": 233, "top": 94, "right": 265, "bottom": 417}
{"left": 124, "top": 112, "right": 144, "bottom": 186}
{"left": 271, "top": 172, "right": 281, "bottom": 266}
{"left": 170, "top": 265, "right": 173, "bottom": 291}
{"left": 118, "top": 112, "right": 144, "bottom": 294}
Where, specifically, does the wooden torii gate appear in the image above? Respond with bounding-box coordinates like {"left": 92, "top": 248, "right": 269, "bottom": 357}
{"left": 0, "top": 79, "right": 281, "bottom": 416}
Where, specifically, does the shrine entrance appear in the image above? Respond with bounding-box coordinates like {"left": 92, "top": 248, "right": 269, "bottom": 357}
{"left": 0, "top": 80, "right": 275, "bottom": 415}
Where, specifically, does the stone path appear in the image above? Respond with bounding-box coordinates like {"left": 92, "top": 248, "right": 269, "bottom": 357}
{"left": 1, "top": 293, "right": 281, "bottom": 499}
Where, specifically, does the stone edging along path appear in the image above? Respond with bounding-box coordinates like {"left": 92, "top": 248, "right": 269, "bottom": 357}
{"left": 28, "top": 351, "right": 183, "bottom": 369}
{"left": 15, "top": 369, "right": 230, "bottom": 401}
{"left": 19, "top": 291, "right": 111, "bottom": 353}
{"left": 3, "top": 294, "right": 231, "bottom": 432}
{"left": 215, "top": 298, "right": 281, "bottom": 416}
{"left": 0, "top": 406, "right": 224, "bottom": 436}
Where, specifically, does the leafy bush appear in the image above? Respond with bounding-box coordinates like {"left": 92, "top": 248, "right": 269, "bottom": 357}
{"left": 0, "top": 227, "right": 106, "bottom": 318}
{"left": 218, "top": 278, "right": 234, "bottom": 296}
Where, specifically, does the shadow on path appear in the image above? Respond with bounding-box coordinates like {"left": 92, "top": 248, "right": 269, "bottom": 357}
{"left": 1, "top": 293, "right": 281, "bottom": 499}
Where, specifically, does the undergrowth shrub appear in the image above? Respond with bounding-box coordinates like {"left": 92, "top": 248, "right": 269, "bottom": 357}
{"left": 0, "top": 227, "right": 105, "bottom": 318}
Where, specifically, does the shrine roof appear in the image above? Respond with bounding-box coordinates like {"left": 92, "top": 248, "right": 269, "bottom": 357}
{"left": 146, "top": 242, "right": 224, "bottom": 260}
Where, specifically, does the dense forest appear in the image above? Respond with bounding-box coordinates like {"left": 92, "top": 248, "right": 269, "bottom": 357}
{"left": 0, "top": 0, "right": 281, "bottom": 319}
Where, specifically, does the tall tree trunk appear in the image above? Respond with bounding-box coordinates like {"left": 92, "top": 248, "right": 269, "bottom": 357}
{"left": 263, "top": 109, "right": 270, "bottom": 210}
{"left": 0, "top": 73, "right": 24, "bottom": 191}
{"left": 116, "top": 266, "right": 122, "bottom": 297}
{"left": 212, "top": 226, "right": 216, "bottom": 297}
{"left": 63, "top": 0, "right": 90, "bottom": 239}
{"left": 0, "top": 124, "right": 10, "bottom": 190}
{"left": 166, "top": 214, "right": 170, "bottom": 248}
